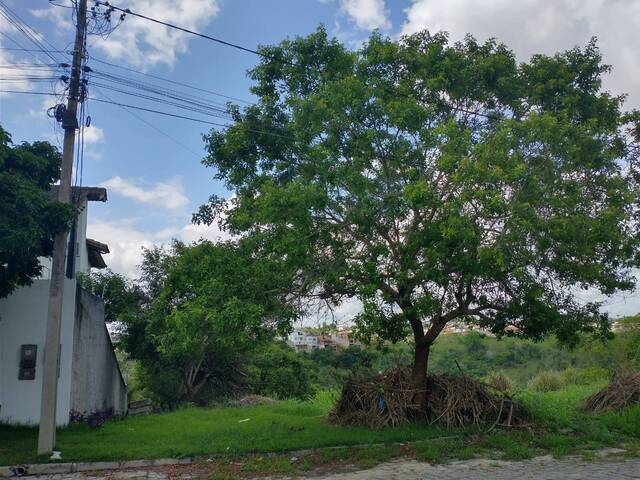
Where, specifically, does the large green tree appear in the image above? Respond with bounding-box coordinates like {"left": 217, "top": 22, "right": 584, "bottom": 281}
{"left": 0, "top": 126, "right": 75, "bottom": 299}
{"left": 120, "top": 240, "right": 299, "bottom": 405}
{"left": 78, "top": 269, "right": 146, "bottom": 323}
{"left": 198, "top": 29, "right": 640, "bottom": 405}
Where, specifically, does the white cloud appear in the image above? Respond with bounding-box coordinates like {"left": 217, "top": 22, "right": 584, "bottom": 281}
{"left": 341, "top": 0, "right": 391, "bottom": 30}
{"left": 100, "top": 176, "right": 189, "bottom": 210}
{"left": 82, "top": 125, "right": 104, "bottom": 145}
{"left": 87, "top": 216, "right": 230, "bottom": 277}
{"left": 179, "top": 221, "right": 230, "bottom": 244}
{"left": 601, "top": 295, "right": 640, "bottom": 319}
{"left": 87, "top": 219, "right": 155, "bottom": 278}
{"left": 401, "top": 0, "right": 640, "bottom": 108}
{"left": 30, "top": 2, "right": 73, "bottom": 31}
{"left": 31, "top": 0, "right": 220, "bottom": 70}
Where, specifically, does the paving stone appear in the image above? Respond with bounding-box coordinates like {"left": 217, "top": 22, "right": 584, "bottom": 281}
{"left": 300, "top": 456, "right": 640, "bottom": 480}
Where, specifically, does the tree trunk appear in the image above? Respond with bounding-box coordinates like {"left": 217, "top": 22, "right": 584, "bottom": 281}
{"left": 412, "top": 341, "right": 430, "bottom": 411}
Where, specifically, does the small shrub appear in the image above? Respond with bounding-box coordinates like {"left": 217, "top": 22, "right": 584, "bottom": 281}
{"left": 484, "top": 371, "right": 514, "bottom": 392}
{"left": 528, "top": 371, "right": 564, "bottom": 392}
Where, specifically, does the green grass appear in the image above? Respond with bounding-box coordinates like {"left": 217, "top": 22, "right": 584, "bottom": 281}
{"left": 0, "top": 391, "right": 454, "bottom": 465}
{"left": 2, "top": 383, "right": 639, "bottom": 468}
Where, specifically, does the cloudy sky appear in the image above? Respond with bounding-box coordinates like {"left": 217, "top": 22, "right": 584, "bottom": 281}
{"left": 1, "top": 0, "right": 639, "bottom": 318}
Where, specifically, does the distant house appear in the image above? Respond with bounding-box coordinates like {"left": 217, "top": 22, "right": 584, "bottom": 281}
{"left": 0, "top": 187, "right": 127, "bottom": 426}
{"left": 287, "top": 328, "right": 361, "bottom": 352}
{"left": 288, "top": 329, "right": 319, "bottom": 352}
{"left": 330, "top": 330, "right": 360, "bottom": 348}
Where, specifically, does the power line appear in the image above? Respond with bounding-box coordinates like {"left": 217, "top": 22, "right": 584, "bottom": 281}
{"left": 0, "top": 31, "right": 46, "bottom": 62}
{"left": 0, "top": 75, "right": 62, "bottom": 80}
{"left": 0, "top": 15, "right": 513, "bottom": 123}
{"left": 89, "top": 80, "right": 234, "bottom": 120}
{"left": 0, "top": 89, "right": 290, "bottom": 138}
{"left": 92, "top": 0, "right": 292, "bottom": 65}
{"left": 88, "top": 70, "right": 232, "bottom": 111}
{"left": 87, "top": 76, "right": 234, "bottom": 115}
{"left": 92, "top": 85, "right": 204, "bottom": 159}
{"left": 0, "top": 62, "right": 60, "bottom": 68}
{"left": 90, "top": 96, "right": 238, "bottom": 127}
{"left": 87, "top": 58, "right": 253, "bottom": 104}
{"left": 0, "top": 1, "right": 61, "bottom": 64}
{"left": 0, "top": 89, "right": 230, "bottom": 125}
{"left": 1, "top": 47, "right": 254, "bottom": 106}
{"left": 0, "top": 47, "right": 67, "bottom": 53}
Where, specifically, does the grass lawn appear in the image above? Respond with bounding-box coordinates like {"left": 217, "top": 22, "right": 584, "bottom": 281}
{"left": 2, "top": 385, "right": 639, "bottom": 468}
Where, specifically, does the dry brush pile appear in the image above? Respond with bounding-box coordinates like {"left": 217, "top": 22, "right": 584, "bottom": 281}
{"left": 328, "top": 367, "right": 527, "bottom": 429}
{"left": 584, "top": 372, "right": 640, "bottom": 412}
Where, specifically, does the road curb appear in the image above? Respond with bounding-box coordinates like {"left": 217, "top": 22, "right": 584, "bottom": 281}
{"left": 0, "top": 436, "right": 466, "bottom": 478}
{"left": 0, "top": 457, "right": 195, "bottom": 478}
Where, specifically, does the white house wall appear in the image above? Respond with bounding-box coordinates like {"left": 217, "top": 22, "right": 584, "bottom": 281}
{"left": 70, "top": 288, "right": 127, "bottom": 417}
{"left": 0, "top": 279, "right": 77, "bottom": 426}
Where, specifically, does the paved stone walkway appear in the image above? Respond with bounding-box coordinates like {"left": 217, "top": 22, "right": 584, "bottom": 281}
{"left": 10, "top": 455, "right": 640, "bottom": 480}
{"left": 303, "top": 456, "right": 640, "bottom": 480}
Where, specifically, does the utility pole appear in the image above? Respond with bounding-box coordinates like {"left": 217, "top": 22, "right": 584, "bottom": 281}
{"left": 38, "top": 0, "right": 87, "bottom": 455}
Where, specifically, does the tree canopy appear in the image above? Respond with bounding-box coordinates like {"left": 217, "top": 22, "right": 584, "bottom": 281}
{"left": 117, "top": 240, "right": 299, "bottom": 405}
{"left": 0, "top": 126, "right": 75, "bottom": 299}
{"left": 198, "top": 28, "right": 640, "bottom": 399}
{"left": 78, "top": 269, "right": 146, "bottom": 323}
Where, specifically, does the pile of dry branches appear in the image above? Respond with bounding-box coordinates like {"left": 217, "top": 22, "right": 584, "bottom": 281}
{"left": 328, "top": 367, "right": 527, "bottom": 429}
{"left": 584, "top": 372, "right": 640, "bottom": 412}
{"left": 426, "top": 374, "right": 526, "bottom": 428}
{"left": 329, "top": 368, "right": 421, "bottom": 429}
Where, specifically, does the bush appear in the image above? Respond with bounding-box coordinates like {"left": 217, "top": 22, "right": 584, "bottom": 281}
{"left": 247, "top": 342, "right": 314, "bottom": 400}
{"left": 526, "top": 367, "right": 608, "bottom": 394}
{"left": 528, "top": 371, "right": 564, "bottom": 392}
{"left": 138, "top": 363, "right": 183, "bottom": 409}
{"left": 560, "top": 367, "right": 609, "bottom": 386}
{"left": 484, "top": 370, "right": 514, "bottom": 392}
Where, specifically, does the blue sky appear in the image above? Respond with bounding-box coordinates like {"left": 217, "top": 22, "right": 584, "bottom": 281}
{"left": 1, "top": 0, "right": 639, "bottom": 317}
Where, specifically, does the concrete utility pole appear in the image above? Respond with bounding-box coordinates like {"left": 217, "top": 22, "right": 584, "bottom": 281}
{"left": 38, "top": 0, "right": 87, "bottom": 455}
